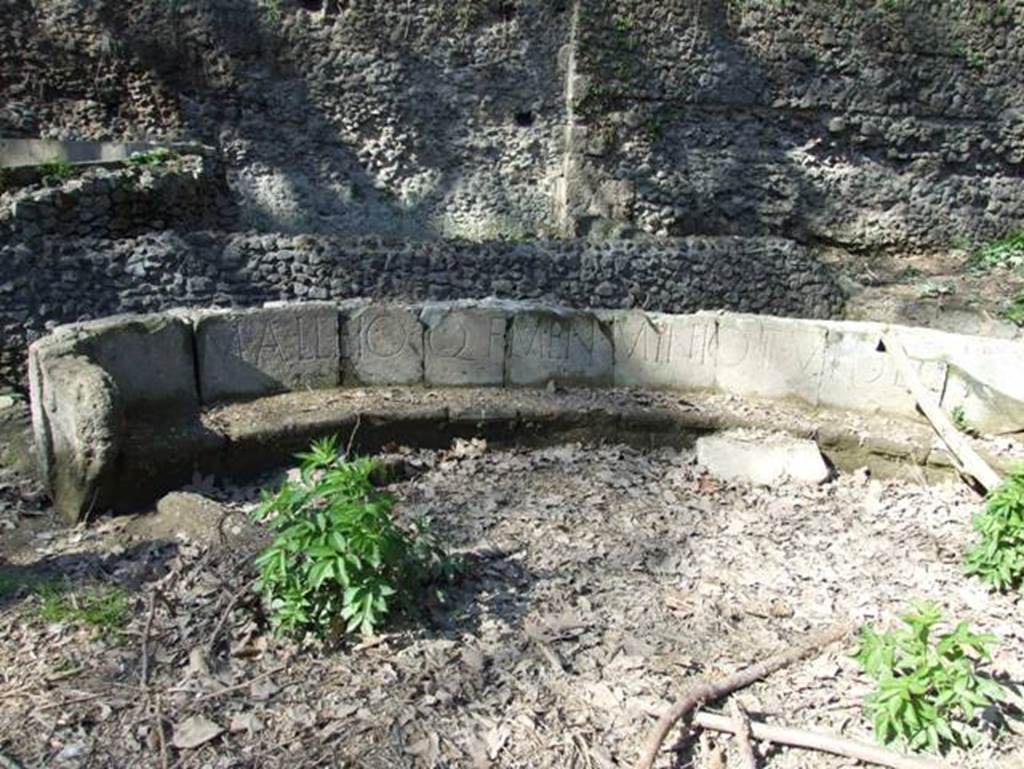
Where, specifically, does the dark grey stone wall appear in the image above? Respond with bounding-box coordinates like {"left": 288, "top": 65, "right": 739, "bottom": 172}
{"left": 0, "top": 155, "right": 233, "bottom": 242}
{"left": 0, "top": 232, "right": 842, "bottom": 388}
{"left": 2, "top": 0, "right": 1022, "bottom": 250}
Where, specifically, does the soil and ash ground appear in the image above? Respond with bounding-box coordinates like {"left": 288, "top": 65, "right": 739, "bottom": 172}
{"left": 1, "top": 439, "right": 1023, "bottom": 769}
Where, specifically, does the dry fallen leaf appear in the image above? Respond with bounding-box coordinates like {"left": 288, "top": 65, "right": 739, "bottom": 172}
{"left": 172, "top": 715, "right": 223, "bottom": 749}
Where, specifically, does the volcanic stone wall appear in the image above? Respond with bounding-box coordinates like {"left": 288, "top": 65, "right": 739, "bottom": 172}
{"left": 1, "top": 0, "right": 1022, "bottom": 248}
{"left": 0, "top": 233, "right": 842, "bottom": 389}
{"left": 0, "top": 154, "right": 233, "bottom": 242}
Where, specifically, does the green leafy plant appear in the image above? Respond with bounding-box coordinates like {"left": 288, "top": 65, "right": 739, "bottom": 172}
{"left": 853, "top": 603, "right": 1004, "bottom": 753}
{"left": 969, "top": 230, "right": 1024, "bottom": 271}
{"left": 38, "top": 584, "right": 130, "bottom": 632}
{"left": 39, "top": 158, "right": 75, "bottom": 181}
{"left": 264, "top": 0, "right": 281, "bottom": 24}
{"left": 128, "top": 147, "right": 179, "bottom": 166}
{"left": 998, "top": 290, "right": 1024, "bottom": 327}
{"left": 965, "top": 469, "right": 1024, "bottom": 590}
{"left": 252, "top": 437, "right": 461, "bottom": 639}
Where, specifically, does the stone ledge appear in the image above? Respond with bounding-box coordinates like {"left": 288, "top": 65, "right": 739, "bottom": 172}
{"left": 28, "top": 300, "right": 1024, "bottom": 521}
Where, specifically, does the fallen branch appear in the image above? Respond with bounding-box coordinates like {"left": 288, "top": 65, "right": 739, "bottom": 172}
{"left": 728, "top": 699, "right": 757, "bottom": 769}
{"left": 693, "top": 711, "right": 948, "bottom": 769}
{"left": 634, "top": 622, "right": 852, "bottom": 769}
{"left": 882, "top": 331, "right": 1002, "bottom": 493}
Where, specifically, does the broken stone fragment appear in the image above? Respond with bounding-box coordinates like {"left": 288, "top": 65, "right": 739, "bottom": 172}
{"left": 696, "top": 430, "right": 829, "bottom": 486}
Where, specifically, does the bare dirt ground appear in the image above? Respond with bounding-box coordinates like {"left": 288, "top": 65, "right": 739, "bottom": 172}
{"left": 1, "top": 436, "right": 1023, "bottom": 769}
{"left": 829, "top": 246, "right": 1024, "bottom": 340}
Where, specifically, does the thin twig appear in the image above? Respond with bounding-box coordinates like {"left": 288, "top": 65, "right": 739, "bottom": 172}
{"left": 634, "top": 622, "right": 853, "bottom": 769}
{"left": 205, "top": 577, "right": 258, "bottom": 658}
{"left": 140, "top": 591, "right": 157, "bottom": 689}
{"left": 193, "top": 664, "right": 286, "bottom": 702}
{"left": 728, "top": 698, "right": 757, "bottom": 769}
{"left": 154, "top": 695, "right": 169, "bottom": 769}
{"left": 345, "top": 413, "right": 362, "bottom": 458}
{"left": 692, "top": 711, "right": 948, "bottom": 769}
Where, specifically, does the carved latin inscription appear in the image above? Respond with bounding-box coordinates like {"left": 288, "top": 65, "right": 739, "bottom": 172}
{"left": 197, "top": 305, "right": 339, "bottom": 403}
{"left": 423, "top": 306, "right": 508, "bottom": 385}
{"left": 508, "top": 311, "right": 612, "bottom": 386}
{"left": 342, "top": 305, "right": 423, "bottom": 385}
{"left": 612, "top": 312, "right": 716, "bottom": 389}
{"left": 715, "top": 315, "right": 826, "bottom": 404}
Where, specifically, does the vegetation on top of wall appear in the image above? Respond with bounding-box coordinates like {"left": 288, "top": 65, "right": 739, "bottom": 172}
{"left": 128, "top": 147, "right": 180, "bottom": 166}
{"left": 39, "top": 158, "right": 75, "bottom": 182}
{"left": 968, "top": 230, "right": 1024, "bottom": 272}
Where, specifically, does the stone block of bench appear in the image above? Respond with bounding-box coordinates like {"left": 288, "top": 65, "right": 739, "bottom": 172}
{"left": 45, "top": 313, "right": 198, "bottom": 414}
{"left": 421, "top": 301, "right": 510, "bottom": 386}
{"left": 715, "top": 314, "right": 827, "bottom": 405}
{"left": 507, "top": 308, "right": 613, "bottom": 387}
{"left": 342, "top": 303, "right": 424, "bottom": 385}
{"left": 196, "top": 303, "right": 339, "bottom": 403}
{"left": 606, "top": 310, "right": 717, "bottom": 390}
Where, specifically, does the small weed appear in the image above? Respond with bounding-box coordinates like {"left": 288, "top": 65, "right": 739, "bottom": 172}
{"left": 611, "top": 13, "right": 635, "bottom": 35}
{"left": 0, "top": 569, "right": 60, "bottom": 598}
{"left": 853, "top": 602, "right": 1004, "bottom": 753}
{"left": 896, "top": 265, "right": 923, "bottom": 280}
{"left": 969, "top": 231, "right": 1024, "bottom": 271}
{"left": 128, "top": 147, "right": 179, "bottom": 166}
{"left": 252, "top": 437, "right": 462, "bottom": 639}
{"left": 999, "top": 291, "right": 1024, "bottom": 326}
{"left": 965, "top": 469, "right": 1024, "bottom": 591}
{"left": 38, "top": 584, "right": 130, "bottom": 633}
{"left": 951, "top": 405, "right": 974, "bottom": 435}
{"left": 264, "top": 0, "right": 281, "bottom": 25}
{"left": 39, "top": 158, "right": 75, "bottom": 181}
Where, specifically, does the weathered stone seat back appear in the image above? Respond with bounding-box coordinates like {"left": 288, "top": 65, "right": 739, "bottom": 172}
{"left": 29, "top": 300, "right": 1024, "bottom": 522}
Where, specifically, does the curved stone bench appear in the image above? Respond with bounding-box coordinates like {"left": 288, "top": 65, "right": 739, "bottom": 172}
{"left": 28, "top": 299, "right": 1024, "bottom": 522}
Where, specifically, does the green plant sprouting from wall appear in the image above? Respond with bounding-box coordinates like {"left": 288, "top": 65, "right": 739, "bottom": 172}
{"left": 969, "top": 230, "right": 1024, "bottom": 272}
{"left": 264, "top": 0, "right": 282, "bottom": 26}
{"left": 128, "top": 147, "right": 179, "bottom": 166}
{"left": 251, "top": 437, "right": 462, "bottom": 639}
{"left": 999, "top": 291, "right": 1024, "bottom": 327}
{"left": 852, "top": 602, "right": 1004, "bottom": 753}
{"left": 40, "top": 158, "right": 75, "bottom": 181}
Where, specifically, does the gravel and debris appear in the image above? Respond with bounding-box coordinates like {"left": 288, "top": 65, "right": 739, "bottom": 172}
{"left": 1, "top": 438, "right": 1022, "bottom": 769}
